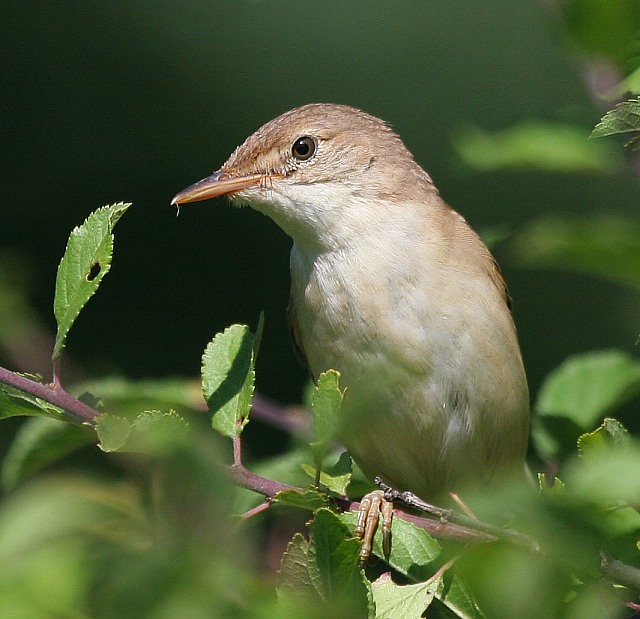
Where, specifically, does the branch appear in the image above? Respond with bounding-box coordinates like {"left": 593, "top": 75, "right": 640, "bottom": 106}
{"left": 376, "top": 478, "right": 540, "bottom": 553}
{"left": 0, "top": 367, "right": 548, "bottom": 551}
{"left": 601, "top": 552, "right": 640, "bottom": 594}
{"left": 250, "top": 393, "right": 312, "bottom": 438}
{"left": 226, "top": 461, "right": 496, "bottom": 545}
{"left": 0, "top": 364, "right": 100, "bottom": 425}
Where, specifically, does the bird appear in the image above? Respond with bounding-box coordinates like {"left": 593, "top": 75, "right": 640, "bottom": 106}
{"left": 172, "top": 103, "right": 529, "bottom": 549}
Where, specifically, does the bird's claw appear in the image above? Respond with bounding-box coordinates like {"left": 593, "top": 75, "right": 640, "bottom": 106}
{"left": 354, "top": 490, "right": 394, "bottom": 567}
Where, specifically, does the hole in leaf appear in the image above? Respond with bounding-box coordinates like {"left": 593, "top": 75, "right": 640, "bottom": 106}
{"left": 87, "top": 262, "right": 101, "bottom": 281}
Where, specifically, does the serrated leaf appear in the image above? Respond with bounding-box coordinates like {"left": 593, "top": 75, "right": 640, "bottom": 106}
{"left": 126, "top": 410, "right": 190, "bottom": 453}
{"left": 202, "top": 323, "right": 258, "bottom": 438}
{"left": 95, "top": 414, "right": 132, "bottom": 452}
{"left": 371, "top": 571, "right": 438, "bottom": 618}
{"left": 592, "top": 98, "right": 640, "bottom": 139}
{"left": 341, "top": 510, "right": 441, "bottom": 580}
{"left": 538, "top": 473, "right": 567, "bottom": 496}
{"left": 277, "top": 534, "right": 318, "bottom": 608}
{"left": 1, "top": 417, "right": 95, "bottom": 490}
{"left": 277, "top": 510, "right": 373, "bottom": 617}
{"left": 308, "top": 508, "right": 372, "bottom": 614}
{"left": 311, "top": 371, "right": 343, "bottom": 444}
{"left": 53, "top": 202, "right": 130, "bottom": 360}
{"left": 577, "top": 418, "right": 630, "bottom": 457}
{"left": 535, "top": 350, "right": 640, "bottom": 427}
{"left": 274, "top": 488, "right": 331, "bottom": 511}
{"left": 95, "top": 410, "right": 189, "bottom": 453}
{"left": 564, "top": 440, "right": 640, "bottom": 508}
{"left": 310, "top": 371, "right": 343, "bottom": 482}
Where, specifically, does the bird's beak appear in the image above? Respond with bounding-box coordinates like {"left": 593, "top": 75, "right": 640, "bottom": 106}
{"left": 171, "top": 170, "right": 266, "bottom": 205}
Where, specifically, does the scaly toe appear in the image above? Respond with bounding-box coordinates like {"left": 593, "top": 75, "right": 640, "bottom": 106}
{"left": 354, "top": 490, "right": 394, "bottom": 567}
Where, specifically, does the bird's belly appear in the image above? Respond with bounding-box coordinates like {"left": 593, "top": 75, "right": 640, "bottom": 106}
{"left": 290, "top": 246, "right": 528, "bottom": 499}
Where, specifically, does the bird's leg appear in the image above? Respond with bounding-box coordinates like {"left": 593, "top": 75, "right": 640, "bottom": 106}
{"left": 354, "top": 490, "right": 394, "bottom": 567}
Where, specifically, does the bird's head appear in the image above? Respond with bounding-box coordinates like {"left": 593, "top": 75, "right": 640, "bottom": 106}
{"left": 172, "top": 103, "right": 435, "bottom": 247}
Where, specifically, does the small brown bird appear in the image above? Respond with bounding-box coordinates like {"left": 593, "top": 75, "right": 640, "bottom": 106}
{"left": 173, "top": 103, "right": 529, "bottom": 507}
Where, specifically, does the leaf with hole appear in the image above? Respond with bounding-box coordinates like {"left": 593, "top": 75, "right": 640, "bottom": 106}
{"left": 53, "top": 202, "right": 131, "bottom": 360}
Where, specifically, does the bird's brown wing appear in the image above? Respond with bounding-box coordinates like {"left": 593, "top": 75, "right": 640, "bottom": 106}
{"left": 489, "top": 255, "right": 513, "bottom": 313}
{"left": 287, "top": 293, "right": 313, "bottom": 379}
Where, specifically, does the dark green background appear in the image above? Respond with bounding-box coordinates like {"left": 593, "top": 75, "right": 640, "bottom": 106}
{"left": 2, "top": 0, "right": 639, "bottom": 410}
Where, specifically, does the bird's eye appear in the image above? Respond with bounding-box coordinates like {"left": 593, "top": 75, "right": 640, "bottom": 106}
{"left": 291, "top": 136, "right": 316, "bottom": 161}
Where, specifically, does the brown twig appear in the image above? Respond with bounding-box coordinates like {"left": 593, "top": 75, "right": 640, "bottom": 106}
{"left": 0, "top": 364, "right": 99, "bottom": 425}
{"left": 225, "top": 460, "right": 496, "bottom": 544}
{"left": 376, "top": 477, "right": 540, "bottom": 553}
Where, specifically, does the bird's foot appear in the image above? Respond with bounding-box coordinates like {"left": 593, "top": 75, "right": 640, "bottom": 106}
{"left": 354, "top": 489, "right": 394, "bottom": 567}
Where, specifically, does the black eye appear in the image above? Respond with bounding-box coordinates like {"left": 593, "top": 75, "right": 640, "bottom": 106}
{"left": 292, "top": 136, "right": 316, "bottom": 161}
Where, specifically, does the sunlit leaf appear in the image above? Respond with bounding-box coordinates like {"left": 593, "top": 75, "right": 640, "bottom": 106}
{"left": 533, "top": 351, "right": 640, "bottom": 461}
{"left": 201, "top": 321, "right": 261, "bottom": 438}
{"left": 577, "top": 418, "right": 630, "bottom": 456}
{"left": 95, "top": 414, "right": 132, "bottom": 452}
{"left": 371, "top": 572, "right": 437, "bottom": 618}
{"left": 53, "top": 202, "right": 131, "bottom": 360}
{"left": 310, "top": 370, "right": 343, "bottom": 483}
{"left": 341, "top": 511, "right": 441, "bottom": 581}
{"left": 592, "top": 98, "right": 640, "bottom": 139}
{"left": 535, "top": 350, "right": 640, "bottom": 426}
{"left": 302, "top": 450, "right": 352, "bottom": 496}
{"left": 274, "top": 488, "right": 331, "bottom": 511}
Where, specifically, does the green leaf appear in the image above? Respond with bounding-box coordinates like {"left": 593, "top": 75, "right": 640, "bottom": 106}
{"left": 341, "top": 511, "right": 441, "bottom": 581}
{"left": 277, "top": 533, "right": 317, "bottom": 608}
{"left": 301, "top": 450, "right": 352, "bottom": 496}
{"left": 95, "top": 414, "right": 133, "bottom": 452}
{"left": 608, "top": 67, "right": 640, "bottom": 99}
{"left": 564, "top": 439, "right": 640, "bottom": 509}
{"left": 371, "top": 572, "right": 437, "bottom": 618}
{"left": 454, "top": 121, "right": 620, "bottom": 173}
{"left": 53, "top": 202, "right": 130, "bottom": 360}
{"left": 591, "top": 98, "right": 640, "bottom": 139}
{"left": 560, "top": 0, "right": 640, "bottom": 64}
{"left": 310, "top": 371, "right": 344, "bottom": 483}
{"left": 307, "top": 508, "right": 372, "bottom": 614}
{"left": 535, "top": 350, "right": 640, "bottom": 426}
{"left": 570, "top": 420, "right": 640, "bottom": 537}
{"left": 274, "top": 488, "right": 331, "bottom": 511}
{"left": 72, "top": 376, "right": 207, "bottom": 417}
{"left": 533, "top": 351, "right": 640, "bottom": 461}
{"left": 577, "top": 418, "right": 631, "bottom": 457}
{"left": 509, "top": 215, "right": 640, "bottom": 291}
{"left": 126, "top": 410, "right": 190, "bottom": 453}
{"left": 538, "top": 473, "right": 567, "bottom": 496}
{"left": 202, "top": 323, "right": 260, "bottom": 438}
{"left": 277, "top": 509, "right": 373, "bottom": 617}
{"left": 435, "top": 572, "right": 488, "bottom": 619}
{"left": 1, "top": 417, "right": 95, "bottom": 490}
{"left": 96, "top": 410, "right": 189, "bottom": 453}
{"left": 0, "top": 378, "right": 69, "bottom": 421}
